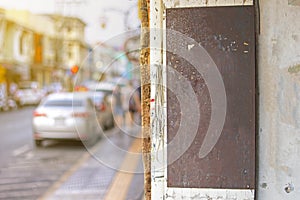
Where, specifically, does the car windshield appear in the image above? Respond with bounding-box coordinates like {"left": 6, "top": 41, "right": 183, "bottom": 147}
{"left": 43, "top": 100, "right": 83, "bottom": 107}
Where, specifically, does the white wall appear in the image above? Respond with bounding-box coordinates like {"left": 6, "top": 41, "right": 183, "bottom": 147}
{"left": 258, "top": 0, "right": 300, "bottom": 199}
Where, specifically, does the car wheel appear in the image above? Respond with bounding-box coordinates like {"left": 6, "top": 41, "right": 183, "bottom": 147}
{"left": 35, "top": 140, "right": 43, "bottom": 147}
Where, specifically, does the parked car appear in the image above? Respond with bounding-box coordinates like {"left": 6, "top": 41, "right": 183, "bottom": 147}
{"left": 14, "top": 81, "right": 44, "bottom": 106}
{"left": 86, "top": 82, "right": 116, "bottom": 129}
{"left": 32, "top": 92, "right": 99, "bottom": 146}
{"left": 87, "top": 81, "right": 116, "bottom": 94}
{"left": 0, "top": 97, "right": 8, "bottom": 111}
{"left": 90, "top": 91, "right": 114, "bottom": 130}
{"left": 44, "top": 82, "right": 63, "bottom": 94}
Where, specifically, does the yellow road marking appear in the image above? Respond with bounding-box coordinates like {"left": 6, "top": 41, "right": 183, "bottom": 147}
{"left": 104, "top": 138, "right": 142, "bottom": 200}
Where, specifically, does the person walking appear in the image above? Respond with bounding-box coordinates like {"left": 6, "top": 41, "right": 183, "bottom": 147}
{"left": 129, "top": 83, "right": 141, "bottom": 127}
{"left": 122, "top": 81, "right": 141, "bottom": 128}
{"left": 122, "top": 82, "right": 131, "bottom": 128}
{"left": 112, "top": 85, "right": 124, "bottom": 128}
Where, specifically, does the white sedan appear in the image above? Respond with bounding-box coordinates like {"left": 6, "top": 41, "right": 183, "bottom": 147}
{"left": 32, "top": 92, "right": 99, "bottom": 146}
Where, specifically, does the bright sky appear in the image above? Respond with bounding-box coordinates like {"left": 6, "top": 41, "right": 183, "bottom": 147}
{"left": 0, "top": 0, "right": 139, "bottom": 45}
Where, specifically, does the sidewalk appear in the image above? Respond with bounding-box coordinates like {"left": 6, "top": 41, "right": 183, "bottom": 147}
{"left": 39, "top": 127, "right": 144, "bottom": 200}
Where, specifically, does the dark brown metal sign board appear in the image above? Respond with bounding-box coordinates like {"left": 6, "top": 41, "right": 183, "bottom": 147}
{"left": 166, "top": 6, "right": 256, "bottom": 189}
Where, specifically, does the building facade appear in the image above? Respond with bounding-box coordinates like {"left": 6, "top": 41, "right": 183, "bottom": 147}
{"left": 0, "top": 9, "right": 34, "bottom": 97}
{"left": 0, "top": 8, "right": 89, "bottom": 93}
{"left": 49, "top": 15, "right": 89, "bottom": 90}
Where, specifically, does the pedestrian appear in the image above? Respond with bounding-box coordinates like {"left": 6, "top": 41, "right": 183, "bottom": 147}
{"left": 121, "top": 81, "right": 132, "bottom": 127}
{"left": 135, "top": 84, "right": 141, "bottom": 125}
{"left": 128, "top": 83, "right": 141, "bottom": 127}
{"left": 112, "top": 85, "right": 124, "bottom": 128}
{"left": 122, "top": 80, "right": 141, "bottom": 128}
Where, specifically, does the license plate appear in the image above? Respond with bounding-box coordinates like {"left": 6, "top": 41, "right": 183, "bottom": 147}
{"left": 55, "top": 118, "right": 65, "bottom": 126}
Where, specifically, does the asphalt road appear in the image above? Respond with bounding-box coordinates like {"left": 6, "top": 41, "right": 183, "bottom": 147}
{"left": 0, "top": 107, "right": 144, "bottom": 200}
{"left": 0, "top": 107, "right": 36, "bottom": 167}
{"left": 0, "top": 107, "right": 87, "bottom": 199}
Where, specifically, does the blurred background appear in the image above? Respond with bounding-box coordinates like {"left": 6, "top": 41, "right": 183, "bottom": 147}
{"left": 0, "top": 0, "right": 140, "bottom": 97}
{"left": 0, "top": 1, "right": 143, "bottom": 199}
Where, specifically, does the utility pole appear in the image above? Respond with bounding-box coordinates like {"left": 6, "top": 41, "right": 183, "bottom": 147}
{"left": 138, "top": 0, "right": 150, "bottom": 199}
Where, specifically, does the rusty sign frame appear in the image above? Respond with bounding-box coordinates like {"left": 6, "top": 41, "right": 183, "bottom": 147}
{"left": 149, "top": 1, "right": 256, "bottom": 200}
